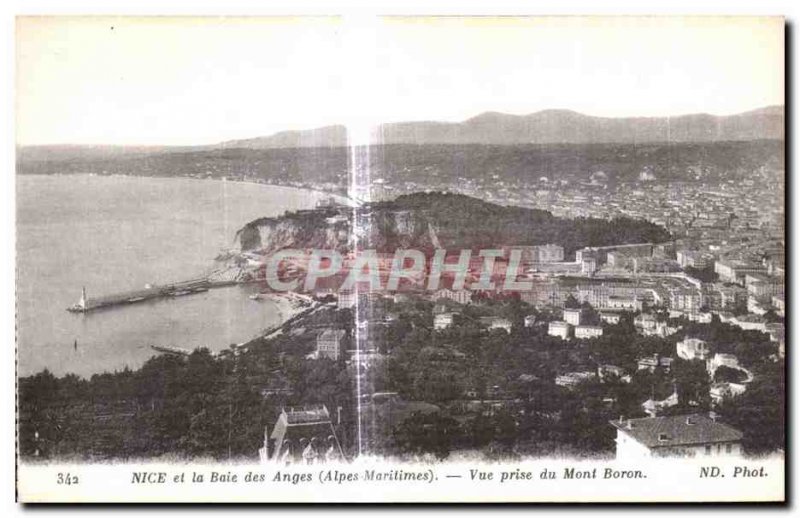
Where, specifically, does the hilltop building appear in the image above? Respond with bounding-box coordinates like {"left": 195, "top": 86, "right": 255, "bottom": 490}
{"left": 316, "top": 329, "right": 345, "bottom": 360}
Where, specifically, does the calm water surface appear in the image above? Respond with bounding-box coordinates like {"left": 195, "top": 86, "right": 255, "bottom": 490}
{"left": 17, "top": 175, "right": 327, "bottom": 377}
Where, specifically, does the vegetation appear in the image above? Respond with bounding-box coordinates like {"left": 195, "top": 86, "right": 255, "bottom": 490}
{"left": 238, "top": 191, "right": 672, "bottom": 257}
{"left": 18, "top": 297, "right": 785, "bottom": 461}
{"left": 19, "top": 140, "right": 783, "bottom": 190}
{"left": 18, "top": 308, "right": 357, "bottom": 461}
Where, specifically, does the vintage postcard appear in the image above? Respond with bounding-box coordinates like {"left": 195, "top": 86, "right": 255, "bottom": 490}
{"left": 15, "top": 15, "right": 785, "bottom": 503}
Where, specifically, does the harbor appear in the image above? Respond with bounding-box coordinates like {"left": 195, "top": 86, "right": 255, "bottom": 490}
{"left": 66, "top": 267, "right": 244, "bottom": 313}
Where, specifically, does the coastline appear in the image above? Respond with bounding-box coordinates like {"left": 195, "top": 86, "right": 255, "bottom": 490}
{"left": 17, "top": 174, "right": 334, "bottom": 379}
{"left": 17, "top": 171, "right": 355, "bottom": 207}
{"left": 260, "top": 292, "right": 311, "bottom": 329}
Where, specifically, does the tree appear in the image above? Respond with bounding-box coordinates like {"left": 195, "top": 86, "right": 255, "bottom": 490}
{"left": 672, "top": 359, "right": 711, "bottom": 411}
{"left": 714, "top": 365, "right": 748, "bottom": 384}
{"left": 391, "top": 412, "right": 459, "bottom": 460}
{"left": 717, "top": 361, "right": 785, "bottom": 455}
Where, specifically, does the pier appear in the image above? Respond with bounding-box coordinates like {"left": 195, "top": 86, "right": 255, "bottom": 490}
{"left": 66, "top": 276, "right": 233, "bottom": 313}
{"left": 150, "top": 345, "right": 193, "bottom": 356}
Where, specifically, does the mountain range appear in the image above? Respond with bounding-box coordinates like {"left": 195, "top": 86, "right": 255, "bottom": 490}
{"left": 219, "top": 105, "right": 784, "bottom": 149}
{"left": 17, "top": 106, "right": 784, "bottom": 165}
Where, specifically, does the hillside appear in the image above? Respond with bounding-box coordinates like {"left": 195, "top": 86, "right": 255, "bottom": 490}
{"left": 17, "top": 140, "right": 783, "bottom": 191}
{"left": 17, "top": 106, "right": 784, "bottom": 165}
{"left": 237, "top": 192, "right": 672, "bottom": 256}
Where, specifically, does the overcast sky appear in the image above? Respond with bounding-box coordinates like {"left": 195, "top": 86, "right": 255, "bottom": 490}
{"left": 16, "top": 16, "right": 784, "bottom": 146}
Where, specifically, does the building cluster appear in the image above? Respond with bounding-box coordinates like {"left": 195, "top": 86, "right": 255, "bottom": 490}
{"left": 547, "top": 308, "right": 604, "bottom": 340}
{"left": 264, "top": 157, "right": 784, "bottom": 462}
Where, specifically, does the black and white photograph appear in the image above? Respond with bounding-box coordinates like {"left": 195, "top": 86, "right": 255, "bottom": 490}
{"left": 13, "top": 14, "right": 785, "bottom": 503}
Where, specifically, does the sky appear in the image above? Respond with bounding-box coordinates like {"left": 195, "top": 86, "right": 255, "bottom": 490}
{"left": 16, "top": 16, "right": 784, "bottom": 146}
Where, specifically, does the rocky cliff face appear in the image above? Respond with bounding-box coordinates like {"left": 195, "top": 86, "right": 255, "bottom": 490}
{"left": 234, "top": 192, "right": 672, "bottom": 256}
{"left": 235, "top": 207, "right": 438, "bottom": 254}
{"left": 236, "top": 214, "right": 352, "bottom": 254}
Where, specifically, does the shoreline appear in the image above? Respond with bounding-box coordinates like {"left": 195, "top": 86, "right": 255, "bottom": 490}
{"left": 17, "top": 174, "right": 339, "bottom": 379}
{"left": 17, "top": 171, "right": 355, "bottom": 207}
{"left": 17, "top": 285, "right": 310, "bottom": 380}
{"left": 260, "top": 292, "right": 311, "bottom": 329}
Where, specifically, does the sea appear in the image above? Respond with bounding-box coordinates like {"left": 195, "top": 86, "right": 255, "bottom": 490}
{"left": 16, "top": 174, "right": 330, "bottom": 378}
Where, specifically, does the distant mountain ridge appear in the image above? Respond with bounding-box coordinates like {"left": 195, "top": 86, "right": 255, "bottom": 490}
{"left": 220, "top": 105, "right": 783, "bottom": 149}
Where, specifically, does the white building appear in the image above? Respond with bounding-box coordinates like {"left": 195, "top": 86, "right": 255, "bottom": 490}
{"left": 523, "top": 315, "right": 537, "bottom": 327}
{"left": 316, "top": 329, "right": 346, "bottom": 361}
{"left": 646, "top": 320, "right": 680, "bottom": 338}
{"left": 575, "top": 325, "right": 603, "bottom": 339}
{"left": 687, "top": 312, "right": 713, "bottom": 324}
{"left": 637, "top": 354, "right": 673, "bottom": 373}
{"left": 536, "top": 244, "right": 565, "bottom": 263}
{"left": 765, "top": 323, "right": 785, "bottom": 345}
{"left": 581, "top": 258, "right": 597, "bottom": 275}
{"left": 548, "top": 321, "right": 571, "bottom": 340}
{"left": 746, "top": 276, "right": 783, "bottom": 303}
{"left": 563, "top": 308, "right": 582, "bottom": 326}
{"left": 677, "top": 250, "right": 714, "bottom": 269}
{"left": 434, "top": 313, "right": 456, "bottom": 330}
{"left": 677, "top": 338, "right": 711, "bottom": 361}
{"left": 433, "top": 288, "right": 472, "bottom": 305}
{"left": 598, "top": 364, "right": 626, "bottom": 380}
{"left": 714, "top": 259, "right": 766, "bottom": 285}
{"left": 670, "top": 289, "right": 703, "bottom": 314}
{"left": 555, "top": 371, "right": 596, "bottom": 387}
{"left": 635, "top": 313, "right": 657, "bottom": 332}
{"left": 642, "top": 391, "right": 678, "bottom": 417}
{"left": 337, "top": 291, "right": 356, "bottom": 309}
{"left": 483, "top": 317, "right": 512, "bottom": 333}
{"left": 747, "top": 296, "right": 769, "bottom": 316}
{"left": 520, "top": 244, "right": 565, "bottom": 264}
{"left": 599, "top": 312, "right": 621, "bottom": 325}
{"left": 772, "top": 294, "right": 785, "bottom": 316}
{"left": 731, "top": 315, "right": 768, "bottom": 332}
{"left": 710, "top": 383, "right": 747, "bottom": 404}
{"left": 607, "top": 295, "right": 639, "bottom": 311}
{"left": 610, "top": 414, "right": 743, "bottom": 459}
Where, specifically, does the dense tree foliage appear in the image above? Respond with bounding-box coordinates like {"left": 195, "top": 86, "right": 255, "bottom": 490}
{"left": 19, "top": 296, "right": 784, "bottom": 461}
{"left": 373, "top": 192, "right": 671, "bottom": 256}
{"left": 717, "top": 360, "right": 785, "bottom": 455}
{"left": 19, "top": 308, "right": 357, "bottom": 461}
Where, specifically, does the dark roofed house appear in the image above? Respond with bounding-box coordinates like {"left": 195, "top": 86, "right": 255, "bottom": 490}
{"left": 610, "top": 414, "right": 743, "bottom": 459}
{"left": 261, "top": 405, "right": 344, "bottom": 465}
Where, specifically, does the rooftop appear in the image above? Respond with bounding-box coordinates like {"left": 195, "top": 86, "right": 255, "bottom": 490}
{"left": 610, "top": 414, "right": 743, "bottom": 448}
{"left": 282, "top": 405, "right": 331, "bottom": 425}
